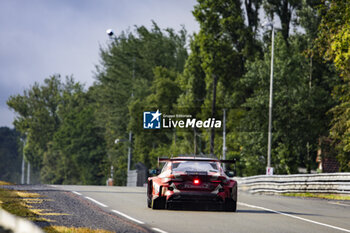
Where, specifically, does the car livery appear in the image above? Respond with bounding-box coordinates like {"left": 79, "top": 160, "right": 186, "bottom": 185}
{"left": 147, "top": 157, "right": 237, "bottom": 211}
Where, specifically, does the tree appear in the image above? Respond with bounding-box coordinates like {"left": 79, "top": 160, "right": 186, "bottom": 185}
{"left": 263, "top": 0, "right": 302, "bottom": 42}
{"left": 316, "top": 0, "right": 350, "bottom": 171}
{"left": 240, "top": 32, "right": 337, "bottom": 175}
{"left": 7, "top": 75, "right": 63, "bottom": 171}
{"left": 94, "top": 22, "right": 188, "bottom": 184}
{"left": 42, "top": 81, "right": 107, "bottom": 184}
{"left": 245, "top": 0, "right": 262, "bottom": 33}
{"left": 0, "top": 127, "right": 21, "bottom": 183}
{"left": 192, "top": 0, "right": 249, "bottom": 154}
{"left": 176, "top": 35, "right": 207, "bottom": 155}
{"left": 8, "top": 76, "right": 108, "bottom": 184}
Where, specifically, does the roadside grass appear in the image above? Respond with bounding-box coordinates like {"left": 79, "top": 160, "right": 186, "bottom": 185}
{"left": 282, "top": 192, "right": 350, "bottom": 200}
{"left": 0, "top": 182, "right": 113, "bottom": 233}
{"left": 0, "top": 188, "right": 40, "bottom": 219}
{"left": 43, "top": 226, "right": 113, "bottom": 233}
{"left": 0, "top": 181, "right": 12, "bottom": 185}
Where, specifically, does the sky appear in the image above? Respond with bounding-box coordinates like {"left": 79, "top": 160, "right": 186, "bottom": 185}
{"left": 0, "top": 0, "right": 199, "bottom": 128}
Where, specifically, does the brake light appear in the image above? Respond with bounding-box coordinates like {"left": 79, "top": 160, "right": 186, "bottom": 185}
{"left": 193, "top": 179, "right": 200, "bottom": 185}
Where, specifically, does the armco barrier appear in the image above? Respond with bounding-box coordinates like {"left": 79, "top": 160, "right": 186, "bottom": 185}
{"left": 127, "top": 170, "right": 137, "bottom": 187}
{"left": 0, "top": 208, "right": 43, "bottom": 233}
{"left": 236, "top": 173, "right": 350, "bottom": 194}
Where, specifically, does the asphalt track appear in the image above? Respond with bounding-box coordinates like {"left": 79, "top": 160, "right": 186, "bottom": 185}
{"left": 53, "top": 185, "right": 350, "bottom": 233}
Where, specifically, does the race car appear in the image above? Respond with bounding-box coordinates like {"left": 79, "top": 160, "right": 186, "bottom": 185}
{"left": 147, "top": 157, "right": 237, "bottom": 211}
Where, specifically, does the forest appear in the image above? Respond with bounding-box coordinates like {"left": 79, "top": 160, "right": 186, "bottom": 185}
{"left": 4, "top": 0, "right": 350, "bottom": 185}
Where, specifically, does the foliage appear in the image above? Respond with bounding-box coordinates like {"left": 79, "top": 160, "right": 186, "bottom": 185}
{"left": 7, "top": 76, "right": 63, "bottom": 170}
{"left": 316, "top": 0, "right": 350, "bottom": 171}
{"left": 41, "top": 83, "right": 107, "bottom": 184}
{"left": 316, "top": 0, "right": 350, "bottom": 73}
{"left": 0, "top": 127, "right": 21, "bottom": 183}
{"left": 241, "top": 32, "right": 337, "bottom": 175}
{"left": 191, "top": 0, "right": 253, "bottom": 154}
{"left": 263, "top": 0, "right": 302, "bottom": 42}
{"left": 244, "top": 0, "right": 262, "bottom": 33}
{"left": 94, "top": 22, "right": 188, "bottom": 185}
{"left": 5, "top": 0, "right": 347, "bottom": 184}
{"left": 8, "top": 76, "right": 107, "bottom": 184}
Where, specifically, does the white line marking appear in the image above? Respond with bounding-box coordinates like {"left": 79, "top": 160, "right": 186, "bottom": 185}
{"left": 328, "top": 201, "right": 350, "bottom": 207}
{"left": 85, "top": 196, "right": 108, "bottom": 208}
{"left": 72, "top": 191, "right": 82, "bottom": 196}
{"left": 152, "top": 227, "right": 168, "bottom": 233}
{"left": 238, "top": 202, "right": 350, "bottom": 232}
{"left": 50, "top": 185, "right": 57, "bottom": 187}
{"left": 112, "top": 210, "right": 144, "bottom": 224}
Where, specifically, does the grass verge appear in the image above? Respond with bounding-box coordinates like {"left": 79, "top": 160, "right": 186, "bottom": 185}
{"left": 282, "top": 192, "right": 350, "bottom": 200}
{"left": 0, "top": 188, "right": 41, "bottom": 220}
{"left": 0, "top": 182, "right": 113, "bottom": 233}
{"left": 43, "top": 226, "right": 113, "bottom": 233}
{"left": 0, "top": 181, "right": 12, "bottom": 185}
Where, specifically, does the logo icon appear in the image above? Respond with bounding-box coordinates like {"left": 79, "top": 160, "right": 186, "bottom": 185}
{"left": 143, "top": 110, "right": 162, "bottom": 129}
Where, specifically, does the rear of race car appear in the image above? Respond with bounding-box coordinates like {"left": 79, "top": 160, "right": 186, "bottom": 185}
{"left": 148, "top": 168, "right": 237, "bottom": 211}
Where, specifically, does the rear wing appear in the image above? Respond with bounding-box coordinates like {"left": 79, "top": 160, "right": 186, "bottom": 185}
{"left": 158, "top": 157, "right": 236, "bottom": 164}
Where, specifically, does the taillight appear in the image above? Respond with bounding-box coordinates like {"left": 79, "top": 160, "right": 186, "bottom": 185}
{"left": 210, "top": 175, "right": 227, "bottom": 184}
{"left": 193, "top": 179, "right": 200, "bottom": 185}
{"left": 210, "top": 180, "right": 221, "bottom": 183}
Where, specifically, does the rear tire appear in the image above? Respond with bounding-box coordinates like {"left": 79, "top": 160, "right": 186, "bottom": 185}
{"left": 151, "top": 196, "right": 166, "bottom": 209}
{"left": 225, "top": 184, "right": 237, "bottom": 212}
{"left": 224, "top": 199, "right": 237, "bottom": 212}
{"left": 147, "top": 182, "right": 152, "bottom": 208}
{"left": 147, "top": 196, "right": 151, "bottom": 208}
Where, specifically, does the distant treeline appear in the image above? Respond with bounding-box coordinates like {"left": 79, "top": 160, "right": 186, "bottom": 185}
{"left": 5, "top": 0, "right": 350, "bottom": 185}
{"left": 0, "top": 127, "right": 21, "bottom": 183}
